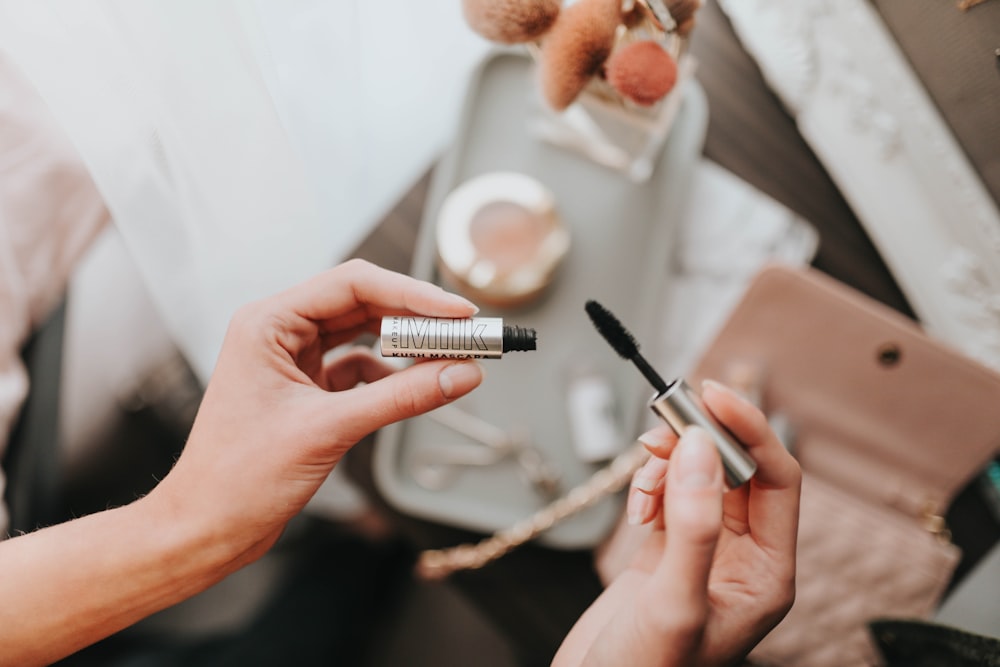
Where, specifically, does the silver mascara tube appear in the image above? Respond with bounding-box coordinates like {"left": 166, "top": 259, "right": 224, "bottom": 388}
{"left": 380, "top": 316, "right": 537, "bottom": 359}
{"left": 649, "top": 379, "right": 758, "bottom": 489}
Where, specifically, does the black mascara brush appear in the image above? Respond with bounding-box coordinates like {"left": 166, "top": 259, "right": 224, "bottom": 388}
{"left": 585, "top": 300, "right": 670, "bottom": 395}
{"left": 584, "top": 299, "right": 758, "bottom": 489}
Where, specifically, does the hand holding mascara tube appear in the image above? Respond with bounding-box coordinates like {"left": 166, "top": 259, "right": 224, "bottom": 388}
{"left": 0, "top": 259, "right": 493, "bottom": 666}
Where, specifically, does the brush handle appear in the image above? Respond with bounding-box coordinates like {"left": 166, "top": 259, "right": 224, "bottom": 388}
{"left": 649, "top": 379, "right": 757, "bottom": 489}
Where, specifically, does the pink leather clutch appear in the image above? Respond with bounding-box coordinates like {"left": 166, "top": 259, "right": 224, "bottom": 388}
{"left": 689, "top": 265, "right": 1000, "bottom": 666}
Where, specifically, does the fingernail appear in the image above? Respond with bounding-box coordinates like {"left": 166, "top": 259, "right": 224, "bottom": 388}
{"left": 673, "top": 427, "right": 720, "bottom": 489}
{"left": 439, "top": 362, "right": 484, "bottom": 398}
{"left": 638, "top": 428, "right": 672, "bottom": 449}
{"left": 702, "top": 379, "right": 736, "bottom": 398}
{"left": 627, "top": 489, "right": 654, "bottom": 525}
{"left": 441, "top": 289, "right": 480, "bottom": 314}
{"left": 633, "top": 476, "right": 661, "bottom": 493}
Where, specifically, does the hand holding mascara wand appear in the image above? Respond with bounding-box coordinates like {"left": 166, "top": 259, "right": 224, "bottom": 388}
{"left": 584, "top": 300, "right": 757, "bottom": 489}
{"left": 553, "top": 340, "right": 801, "bottom": 667}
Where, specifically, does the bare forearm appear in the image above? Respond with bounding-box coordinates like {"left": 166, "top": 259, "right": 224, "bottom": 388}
{"left": 0, "top": 261, "right": 487, "bottom": 666}
{"left": 0, "top": 493, "right": 247, "bottom": 666}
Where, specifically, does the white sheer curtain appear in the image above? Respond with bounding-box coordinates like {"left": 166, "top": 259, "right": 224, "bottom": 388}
{"left": 0, "top": 0, "right": 486, "bottom": 382}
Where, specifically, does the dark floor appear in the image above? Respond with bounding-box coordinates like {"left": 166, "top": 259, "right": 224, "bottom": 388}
{"left": 364, "top": 575, "right": 519, "bottom": 667}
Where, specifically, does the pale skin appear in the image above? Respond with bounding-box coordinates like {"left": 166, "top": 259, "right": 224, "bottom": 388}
{"left": 0, "top": 259, "right": 486, "bottom": 666}
{"left": 0, "top": 260, "right": 799, "bottom": 666}
{"left": 553, "top": 381, "right": 802, "bottom": 666}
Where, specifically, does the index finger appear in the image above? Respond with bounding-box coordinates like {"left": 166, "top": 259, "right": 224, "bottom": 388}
{"left": 701, "top": 379, "right": 801, "bottom": 555}
{"left": 279, "top": 259, "right": 479, "bottom": 321}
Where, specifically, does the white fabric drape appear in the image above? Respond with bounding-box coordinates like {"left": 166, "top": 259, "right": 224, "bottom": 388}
{"left": 0, "top": 1, "right": 486, "bottom": 382}
{"left": 0, "top": 51, "right": 110, "bottom": 535}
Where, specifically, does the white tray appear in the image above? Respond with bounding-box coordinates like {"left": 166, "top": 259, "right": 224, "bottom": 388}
{"left": 372, "top": 51, "right": 707, "bottom": 549}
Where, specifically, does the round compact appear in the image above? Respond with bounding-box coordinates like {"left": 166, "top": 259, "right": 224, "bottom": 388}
{"left": 436, "top": 172, "right": 570, "bottom": 309}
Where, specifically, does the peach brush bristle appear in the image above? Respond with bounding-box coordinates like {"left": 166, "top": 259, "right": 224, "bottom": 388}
{"left": 539, "top": 0, "right": 622, "bottom": 110}
{"left": 606, "top": 40, "right": 677, "bottom": 105}
{"left": 462, "top": 0, "right": 562, "bottom": 44}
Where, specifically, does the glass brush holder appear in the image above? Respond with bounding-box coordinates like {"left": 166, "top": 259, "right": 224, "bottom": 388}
{"left": 528, "top": 2, "right": 693, "bottom": 182}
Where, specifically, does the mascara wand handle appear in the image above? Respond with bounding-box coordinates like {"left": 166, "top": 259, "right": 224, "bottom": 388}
{"left": 648, "top": 379, "right": 757, "bottom": 489}
{"left": 632, "top": 354, "right": 669, "bottom": 395}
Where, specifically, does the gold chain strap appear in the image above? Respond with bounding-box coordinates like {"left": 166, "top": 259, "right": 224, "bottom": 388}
{"left": 416, "top": 442, "right": 651, "bottom": 580}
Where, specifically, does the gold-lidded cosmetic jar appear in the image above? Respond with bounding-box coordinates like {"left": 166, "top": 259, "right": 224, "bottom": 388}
{"left": 436, "top": 171, "right": 570, "bottom": 309}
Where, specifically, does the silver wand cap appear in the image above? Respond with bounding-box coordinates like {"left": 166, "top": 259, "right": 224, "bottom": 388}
{"left": 648, "top": 379, "right": 757, "bottom": 489}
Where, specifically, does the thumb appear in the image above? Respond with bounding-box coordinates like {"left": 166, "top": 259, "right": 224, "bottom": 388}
{"left": 642, "top": 427, "right": 723, "bottom": 648}
{"left": 322, "top": 359, "right": 484, "bottom": 443}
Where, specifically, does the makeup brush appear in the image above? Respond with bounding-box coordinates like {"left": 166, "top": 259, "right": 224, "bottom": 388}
{"left": 538, "top": 0, "right": 622, "bottom": 110}
{"left": 585, "top": 300, "right": 669, "bottom": 394}
{"left": 606, "top": 40, "right": 678, "bottom": 105}
{"left": 462, "top": 0, "right": 562, "bottom": 44}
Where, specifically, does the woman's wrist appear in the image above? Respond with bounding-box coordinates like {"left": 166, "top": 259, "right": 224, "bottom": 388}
{"left": 0, "top": 487, "right": 261, "bottom": 666}
{"left": 141, "top": 473, "right": 269, "bottom": 584}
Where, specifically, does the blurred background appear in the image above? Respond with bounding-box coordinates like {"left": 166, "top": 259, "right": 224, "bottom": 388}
{"left": 1, "top": 0, "right": 998, "bottom": 665}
